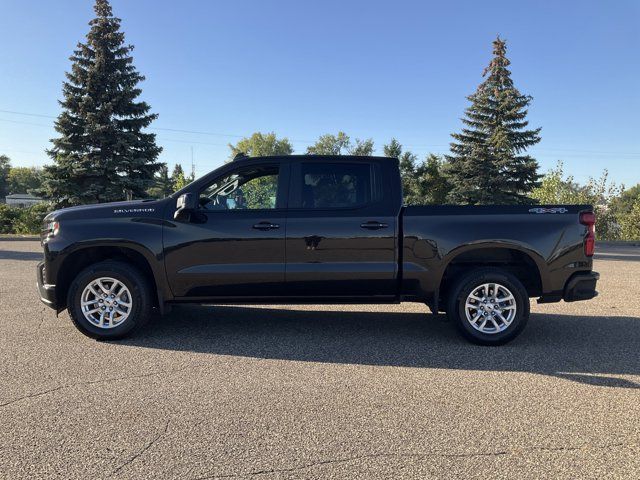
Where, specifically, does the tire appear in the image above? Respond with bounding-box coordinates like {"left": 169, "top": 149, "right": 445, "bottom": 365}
{"left": 67, "top": 261, "right": 153, "bottom": 340}
{"left": 446, "top": 268, "right": 529, "bottom": 346}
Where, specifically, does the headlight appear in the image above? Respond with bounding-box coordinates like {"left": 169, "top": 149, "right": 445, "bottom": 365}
{"left": 42, "top": 221, "right": 60, "bottom": 239}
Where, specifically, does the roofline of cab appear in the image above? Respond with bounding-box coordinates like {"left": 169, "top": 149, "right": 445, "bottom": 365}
{"left": 171, "top": 155, "right": 399, "bottom": 199}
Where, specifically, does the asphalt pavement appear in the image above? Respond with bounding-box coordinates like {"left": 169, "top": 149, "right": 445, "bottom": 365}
{"left": 0, "top": 240, "right": 638, "bottom": 479}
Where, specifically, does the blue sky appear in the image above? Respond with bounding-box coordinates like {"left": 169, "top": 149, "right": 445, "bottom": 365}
{"left": 1, "top": 0, "right": 639, "bottom": 185}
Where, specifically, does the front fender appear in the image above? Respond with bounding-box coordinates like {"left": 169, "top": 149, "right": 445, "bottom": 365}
{"left": 43, "top": 216, "right": 171, "bottom": 308}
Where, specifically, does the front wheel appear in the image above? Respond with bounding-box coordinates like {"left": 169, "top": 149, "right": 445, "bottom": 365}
{"left": 67, "top": 261, "right": 153, "bottom": 340}
{"left": 446, "top": 268, "right": 529, "bottom": 345}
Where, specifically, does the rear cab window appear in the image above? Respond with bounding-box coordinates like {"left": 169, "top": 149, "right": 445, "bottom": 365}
{"left": 290, "top": 161, "right": 383, "bottom": 210}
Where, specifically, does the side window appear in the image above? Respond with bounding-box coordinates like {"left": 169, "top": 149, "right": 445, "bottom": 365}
{"left": 299, "top": 162, "right": 380, "bottom": 209}
{"left": 200, "top": 165, "right": 279, "bottom": 210}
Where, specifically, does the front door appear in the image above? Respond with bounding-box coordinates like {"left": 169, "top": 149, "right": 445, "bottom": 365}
{"left": 285, "top": 159, "right": 398, "bottom": 298}
{"left": 164, "top": 161, "right": 289, "bottom": 298}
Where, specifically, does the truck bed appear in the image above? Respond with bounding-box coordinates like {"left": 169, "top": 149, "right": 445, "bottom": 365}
{"left": 400, "top": 204, "right": 593, "bottom": 304}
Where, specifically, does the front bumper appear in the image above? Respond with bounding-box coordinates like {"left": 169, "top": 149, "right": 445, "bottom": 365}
{"left": 563, "top": 271, "right": 599, "bottom": 302}
{"left": 36, "top": 261, "right": 58, "bottom": 310}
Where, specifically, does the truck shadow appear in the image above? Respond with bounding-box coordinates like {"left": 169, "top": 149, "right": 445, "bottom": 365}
{"left": 594, "top": 254, "right": 640, "bottom": 262}
{"left": 124, "top": 305, "right": 640, "bottom": 389}
{"left": 0, "top": 250, "right": 42, "bottom": 261}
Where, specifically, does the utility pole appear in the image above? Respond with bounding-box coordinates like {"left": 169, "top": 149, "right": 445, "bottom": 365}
{"left": 190, "top": 147, "right": 195, "bottom": 180}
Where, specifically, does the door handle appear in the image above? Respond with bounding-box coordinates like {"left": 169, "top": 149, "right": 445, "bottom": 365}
{"left": 360, "top": 221, "right": 388, "bottom": 230}
{"left": 252, "top": 222, "right": 280, "bottom": 230}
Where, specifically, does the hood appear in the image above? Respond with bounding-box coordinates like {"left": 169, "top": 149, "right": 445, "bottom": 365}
{"left": 45, "top": 198, "right": 171, "bottom": 222}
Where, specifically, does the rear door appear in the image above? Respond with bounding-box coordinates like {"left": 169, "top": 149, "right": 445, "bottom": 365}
{"left": 285, "top": 158, "right": 398, "bottom": 298}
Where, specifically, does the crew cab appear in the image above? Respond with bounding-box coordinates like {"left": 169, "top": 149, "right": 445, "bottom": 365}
{"left": 37, "top": 155, "right": 599, "bottom": 345}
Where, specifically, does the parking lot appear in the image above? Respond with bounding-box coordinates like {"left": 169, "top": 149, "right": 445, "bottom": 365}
{"left": 0, "top": 240, "right": 638, "bottom": 479}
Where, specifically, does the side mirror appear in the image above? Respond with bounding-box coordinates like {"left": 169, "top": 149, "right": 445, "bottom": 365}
{"left": 174, "top": 193, "right": 197, "bottom": 221}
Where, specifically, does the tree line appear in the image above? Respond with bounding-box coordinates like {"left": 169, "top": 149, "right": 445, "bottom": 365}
{"left": 1, "top": 0, "right": 638, "bottom": 240}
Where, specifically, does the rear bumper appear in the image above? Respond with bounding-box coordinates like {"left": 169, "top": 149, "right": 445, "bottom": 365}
{"left": 563, "top": 271, "right": 599, "bottom": 302}
{"left": 36, "top": 261, "right": 58, "bottom": 310}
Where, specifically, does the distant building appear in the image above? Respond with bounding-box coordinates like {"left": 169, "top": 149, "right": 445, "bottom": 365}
{"left": 5, "top": 193, "right": 44, "bottom": 208}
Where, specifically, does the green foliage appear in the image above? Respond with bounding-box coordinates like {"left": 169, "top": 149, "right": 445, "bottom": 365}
{"left": 383, "top": 139, "right": 450, "bottom": 205}
{"left": 348, "top": 138, "right": 375, "bottom": 156}
{"left": 618, "top": 198, "right": 640, "bottom": 241}
{"left": 305, "top": 132, "right": 374, "bottom": 156}
{"left": 383, "top": 139, "right": 403, "bottom": 159}
{"left": 405, "top": 154, "right": 451, "bottom": 205}
{"left": 385, "top": 138, "right": 419, "bottom": 203}
{"left": 0, "top": 155, "right": 10, "bottom": 199}
{"left": 39, "top": 0, "right": 161, "bottom": 207}
{"left": 242, "top": 175, "right": 278, "bottom": 209}
{"left": 306, "top": 132, "right": 351, "bottom": 155}
{"left": 7, "top": 167, "right": 43, "bottom": 194}
{"left": 226, "top": 133, "right": 292, "bottom": 208}
{"left": 147, "top": 163, "right": 173, "bottom": 198}
{"left": 532, "top": 161, "right": 624, "bottom": 240}
{"left": 13, "top": 203, "right": 53, "bottom": 234}
{"left": 531, "top": 162, "right": 622, "bottom": 204}
{"left": 229, "top": 132, "right": 293, "bottom": 159}
{"left": 530, "top": 161, "right": 589, "bottom": 204}
{"left": 420, "top": 154, "right": 452, "bottom": 205}
{"left": 446, "top": 37, "right": 541, "bottom": 204}
{"left": 0, "top": 203, "right": 53, "bottom": 234}
{"left": 0, "top": 204, "right": 19, "bottom": 233}
{"left": 171, "top": 164, "right": 188, "bottom": 191}
{"left": 398, "top": 150, "right": 419, "bottom": 203}
{"left": 610, "top": 184, "right": 640, "bottom": 217}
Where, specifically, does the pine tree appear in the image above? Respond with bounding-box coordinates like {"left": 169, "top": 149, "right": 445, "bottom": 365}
{"left": 40, "top": 0, "right": 161, "bottom": 206}
{"left": 384, "top": 139, "right": 418, "bottom": 202}
{"left": 446, "top": 36, "right": 541, "bottom": 204}
{"left": 417, "top": 154, "right": 451, "bottom": 205}
{"left": 147, "top": 163, "right": 173, "bottom": 198}
{"left": 171, "top": 164, "right": 188, "bottom": 191}
{"left": 383, "top": 139, "right": 402, "bottom": 159}
{"left": 0, "top": 155, "right": 11, "bottom": 200}
{"left": 384, "top": 139, "right": 452, "bottom": 205}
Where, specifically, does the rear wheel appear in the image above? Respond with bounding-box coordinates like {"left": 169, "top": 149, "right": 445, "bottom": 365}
{"left": 67, "top": 261, "right": 153, "bottom": 340}
{"left": 446, "top": 268, "right": 529, "bottom": 345}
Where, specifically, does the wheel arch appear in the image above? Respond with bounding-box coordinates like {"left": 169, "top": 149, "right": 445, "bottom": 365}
{"left": 436, "top": 243, "right": 545, "bottom": 310}
{"left": 55, "top": 243, "right": 165, "bottom": 311}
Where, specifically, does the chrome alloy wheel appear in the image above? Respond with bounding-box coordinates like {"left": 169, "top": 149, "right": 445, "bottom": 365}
{"left": 464, "top": 283, "right": 517, "bottom": 334}
{"left": 80, "top": 277, "right": 133, "bottom": 329}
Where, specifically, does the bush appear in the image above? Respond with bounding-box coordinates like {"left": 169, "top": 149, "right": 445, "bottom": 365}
{"left": 531, "top": 162, "right": 627, "bottom": 240}
{"left": 0, "top": 204, "right": 20, "bottom": 234}
{"left": 14, "top": 203, "right": 53, "bottom": 234}
{"left": 619, "top": 199, "right": 640, "bottom": 241}
{"left": 0, "top": 202, "right": 53, "bottom": 235}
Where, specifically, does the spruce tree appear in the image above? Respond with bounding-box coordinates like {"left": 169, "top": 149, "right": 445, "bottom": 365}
{"left": 0, "top": 155, "right": 10, "bottom": 200}
{"left": 41, "top": 0, "right": 161, "bottom": 206}
{"left": 446, "top": 37, "right": 541, "bottom": 204}
{"left": 171, "top": 164, "right": 188, "bottom": 191}
{"left": 383, "top": 138, "right": 403, "bottom": 159}
{"left": 147, "top": 163, "right": 173, "bottom": 198}
{"left": 384, "top": 139, "right": 418, "bottom": 203}
{"left": 419, "top": 154, "right": 451, "bottom": 205}
{"left": 384, "top": 139, "right": 452, "bottom": 205}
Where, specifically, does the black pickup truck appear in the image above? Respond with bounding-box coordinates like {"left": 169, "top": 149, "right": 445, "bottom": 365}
{"left": 37, "top": 155, "right": 599, "bottom": 345}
